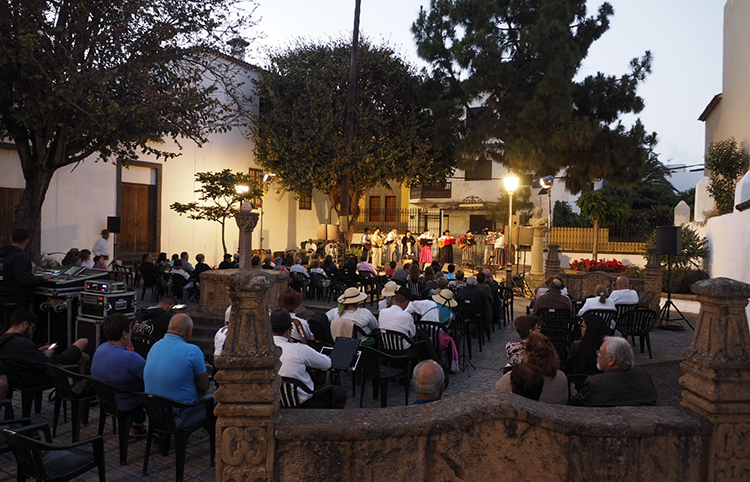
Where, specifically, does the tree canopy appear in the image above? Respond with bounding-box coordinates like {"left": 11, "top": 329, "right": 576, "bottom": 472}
{"left": 704, "top": 138, "right": 749, "bottom": 215}
{"left": 0, "top": 0, "right": 256, "bottom": 256}
{"left": 252, "top": 38, "right": 456, "bottom": 240}
{"left": 412, "top": 0, "right": 657, "bottom": 193}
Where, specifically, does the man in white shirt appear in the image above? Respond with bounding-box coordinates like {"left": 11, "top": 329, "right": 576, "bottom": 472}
{"left": 378, "top": 287, "right": 440, "bottom": 363}
{"left": 180, "top": 252, "right": 194, "bottom": 273}
{"left": 305, "top": 239, "right": 317, "bottom": 256}
{"left": 356, "top": 257, "right": 378, "bottom": 276}
{"left": 289, "top": 258, "right": 309, "bottom": 278}
{"left": 272, "top": 309, "right": 346, "bottom": 408}
{"left": 325, "top": 287, "right": 378, "bottom": 334}
{"left": 361, "top": 228, "right": 372, "bottom": 262}
{"left": 385, "top": 228, "right": 399, "bottom": 263}
{"left": 92, "top": 229, "right": 111, "bottom": 260}
{"left": 494, "top": 231, "right": 505, "bottom": 266}
{"left": 608, "top": 276, "right": 639, "bottom": 305}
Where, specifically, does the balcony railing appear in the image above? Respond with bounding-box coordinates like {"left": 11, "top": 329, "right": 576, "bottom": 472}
{"left": 409, "top": 182, "right": 452, "bottom": 200}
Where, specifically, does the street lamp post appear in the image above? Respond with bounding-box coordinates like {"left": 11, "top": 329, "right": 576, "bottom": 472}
{"left": 503, "top": 172, "right": 519, "bottom": 289}
{"left": 540, "top": 175, "right": 554, "bottom": 247}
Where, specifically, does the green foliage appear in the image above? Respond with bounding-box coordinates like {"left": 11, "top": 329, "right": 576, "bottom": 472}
{"left": 0, "top": 0, "right": 257, "bottom": 257}
{"left": 644, "top": 225, "right": 709, "bottom": 269}
{"left": 663, "top": 268, "right": 709, "bottom": 294}
{"left": 252, "top": 38, "right": 455, "bottom": 240}
{"left": 552, "top": 201, "right": 592, "bottom": 227}
{"left": 412, "top": 0, "right": 656, "bottom": 193}
{"left": 600, "top": 153, "right": 677, "bottom": 210}
{"left": 620, "top": 265, "right": 644, "bottom": 279}
{"left": 704, "top": 138, "right": 749, "bottom": 215}
{"left": 576, "top": 191, "right": 629, "bottom": 224}
{"left": 37, "top": 253, "right": 62, "bottom": 270}
{"left": 170, "top": 170, "right": 262, "bottom": 255}
{"left": 485, "top": 187, "right": 535, "bottom": 228}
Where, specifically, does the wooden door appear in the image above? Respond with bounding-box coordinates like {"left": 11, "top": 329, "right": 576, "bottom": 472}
{"left": 0, "top": 188, "right": 24, "bottom": 245}
{"left": 121, "top": 182, "right": 157, "bottom": 254}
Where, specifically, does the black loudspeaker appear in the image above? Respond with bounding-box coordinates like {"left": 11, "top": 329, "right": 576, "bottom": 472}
{"left": 107, "top": 216, "right": 121, "bottom": 234}
{"left": 656, "top": 226, "right": 681, "bottom": 255}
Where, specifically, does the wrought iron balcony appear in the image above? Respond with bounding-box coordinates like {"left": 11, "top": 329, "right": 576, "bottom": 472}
{"left": 409, "top": 182, "right": 452, "bottom": 199}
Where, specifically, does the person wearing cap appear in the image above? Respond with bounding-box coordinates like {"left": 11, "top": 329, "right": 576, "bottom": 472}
{"left": 272, "top": 308, "right": 346, "bottom": 408}
{"left": 277, "top": 289, "right": 313, "bottom": 342}
{"left": 92, "top": 229, "right": 111, "bottom": 260}
{"left": 325, "top": 287, "right": 378, "bottom": 335}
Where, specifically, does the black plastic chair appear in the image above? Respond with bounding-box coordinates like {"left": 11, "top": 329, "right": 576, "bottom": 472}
{"left": 157, "top": 271, "right": 174, "bottom": 299}
{"left": 454, "top": 303, "right": 484, "bottom": 353}
{"left": 1, "top": 359, "right": 53, "bottom": 418}
{"left": 131, "top": 333, "right": 158, "bottom": 360}
{"left": 537, "top": 308, "right": 572, "bottom": 327}
{"left": 616, "top": 309, "right": 656, "bottom": 359}
{"left": 358, "top": 346, "right": 408, "bottom": 407}
{"left": 309, "top": 272, "right": 328, "bottom": 300}
{"left": 415, "top": 320, "right": 452, "bottom": 371}
{"left": 138, "top": 393, "right": 216, "bottom": 482}
{"left": 359, "top": 271, "right": 382, "bottom": 306}
{"left": 586, "top": 309, "right": 618, "bottom": 335}
{"left": 2, "top": 423, "right": 105, "bottom": 482}
{"left": 45, "top": 364, "right": 95, "bottom": 442}
{"left": 289, "top": 271, "right": 310, "bottom": 298}
{"left": 0, "top": 417, "right": 34, "bottom": 455}
{"left": 0, "top": 398, "right": 15, "bottom": 421}
{"left": 90, "top": 378, "right": 138, "bottom": 465}
{"left": 615, "top": 303, "right": 639, "bottom": 323}
{"left": 279, "top": 377, "right": 333, "bottom": 408}
{"left": 138, "top": 263, "right": 159, "bottom": 301}
{"left": 540, "top": 325, "right": 577, "bottom": 366}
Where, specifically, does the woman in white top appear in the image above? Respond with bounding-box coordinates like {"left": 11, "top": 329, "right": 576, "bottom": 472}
{"left": 576, "top": 284, "right": 616, "bottom": 316}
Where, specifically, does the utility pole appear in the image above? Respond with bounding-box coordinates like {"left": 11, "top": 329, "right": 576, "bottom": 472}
{"left": 339, "top": 0, "right": 361, "bottom": 244}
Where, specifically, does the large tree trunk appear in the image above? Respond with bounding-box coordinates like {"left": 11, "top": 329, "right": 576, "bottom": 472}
{"left": 14, "top": 165, "right": 56, "bottom": 262}
{"left": 592, "top": 218, "right": 600, "bottom": 262}
{"left": 329, "top": 188, "right": 362, "bottom": 245}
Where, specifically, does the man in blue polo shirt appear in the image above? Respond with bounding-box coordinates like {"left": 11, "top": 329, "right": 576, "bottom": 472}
{"left": 143, "top": 314, "right": 211, "bottom": 428}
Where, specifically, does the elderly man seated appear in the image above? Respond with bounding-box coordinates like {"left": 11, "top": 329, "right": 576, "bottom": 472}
{"left": 571, "top": 336, "right": 657, "bottom": 407}
{"left": 532, "top": 278, "right": 572, "bottom": 315}
{"left": 378, "top": 287, "right": 440, "bottom": 364}
{"left": 412, "top": 360, "right": 445, "bottom": 405}
{"left": 608, "top": 276, "right": 639, "bottom": 305}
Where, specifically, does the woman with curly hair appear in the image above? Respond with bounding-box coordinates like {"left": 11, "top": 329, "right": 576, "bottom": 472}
{"left": 505, "top": 315, "right": 539, "bottom": 366}
{"left": 497, "top": 332, "right": 568, "bottom": 404}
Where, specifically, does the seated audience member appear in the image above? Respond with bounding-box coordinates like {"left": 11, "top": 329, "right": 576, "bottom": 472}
{"left": 455, "top": 276, "right": 493, "bottom": 326}
{"left": 433, "top": 277, "right": 449, "bottom": 296}
{"left": 532, "top": 278, "right": 572, "bottom": 315}
{"left": 326, "top": 287, "right": 378, "bottom": 335}
{"left": 92, "top": 255, "right": 108, "bottom": 270}
{"left": 0, "top": 310, "right": 89, "bottom": 384}
{"left": 170, "top": 254, "right": 179, "bottom": 267}
{"left": 309, "top": 260, "right": 329, "bottom": 284}
{"left": 390, "top": 267, "right": 409, "bottom": 286}
{"left": 378, "top": 281, "right": 399, "bottom": 312}
{"left": 250, "top": 255, "right": 261, "bottom": 267}
{"left": 180, "top": 252, "right": 194, "bottom": 273}
{"left": 378, "top": 287, "right": 440, "bottom": 363}
{"left": 277, "top": 289, "right": 313, "bottom": 342}
{"left": 233, "top": 253, "right": 240, "bottom": 268}
{"left": 535, "top": 275, "right": 569, "bottom": 298}
{"left": 61, "top": 248, "right": 80, "bottom": 267}
{"left": 218, "top": 254, "right": 235, "bottom": 270}
{"left": 505, "top": 315, "right": 539, "bottom": 366}
{"left": 323, "top": 255, "right": 341, "bottom": 278}
{"left": 91, "top": 314, "right": 147, "bottom": 437}
{"left": 274, "top": 257, "right": 287, "bottom": 271}
{"left": 140, "top": 253, "right": 159, "bottom": 280}
{"left": 289, "top": 258, "right": 310, "bottom": 278}
{"left": 305, "top": 239, "right": 317, "bottom": 256}
{"left": 79, "top": 249, "right": 94, "bottom": 269}
{"left": 70, "top": 256, "right": 83, "bottom": 267}
{"left": 272, "top": 309, "right": 346, "bottom": 408}
{"left": 261, "top": 256, "right": 274, "bottom": 270}
{"left": 509, "top": 363, "right": 545, "bottom": 401}
{"left": 563, "top": 313, "right": 608, "bottom": 375}
{"left": 356, "top": 255, "right": 378, "bottom": 276}
{"left": 144, "top": 314, "right": 213, "bottom": 429}
{"left": 132, "top": 295, "right": 176, "bottom": 340}
{"left": 571, "top": 336, "right": 657, "bottom": 407}
{"left": 445, "top": 264, "right": 456, "bottom": 280}
{"left": 422, "top": 267, "right": 437, "bottom": 293}
{"left": 475, "top": 271, "right": 493, "bottom": 300}
{"left": 307, "top": 312, "right": 334, "bottom": 346}
{"left": 412, "top": 360, "right": 446, "bottom": 405}
{"left": 214, "top": 305, "right": 231, "bottom": 356}
{"left": 608, "top": 276, "right": 639, "bottom": 305}
{"left": 171, "top": 259, "right": 191, "bottom": 280}
{"left": 497, "top": 332, "right": 568, "bottom": 404}
{"left": 407, "top": 289, "right": 460, "bottom": 371}
{"left": 447, "top": 269, "right": 466, "bottom": 291}
{"left": 192, "top": 253, "right": 212, "bottom": 280}
{"left": 385, "top": 261, "right": 397, "bottom": 277}
{"left": 577, "top": 284, "right": 616, "bottom": 316}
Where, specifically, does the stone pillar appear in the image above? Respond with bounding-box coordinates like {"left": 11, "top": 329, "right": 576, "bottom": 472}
{"left": 642, "top": 247, "right": 662, "bottom": 315}
{"left": 680, "top": 278, "right": 750, "bottom": 482}
{"left": 214, "top": 269, "right": 284, "bottom": 482}
{"left": 235, "top": 209, "right": 260, "bottom": 269}
{"left": 545, "top": 244, "right": 561, "bottom": 276}
{"left": 530, "top": 226, "right": 547, "bottom": 276}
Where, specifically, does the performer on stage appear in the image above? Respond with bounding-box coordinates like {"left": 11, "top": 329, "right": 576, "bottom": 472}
{"left": 483, "top": 230, "right": 498, "bottom": 266}
{"left": 401, "top": 230, "right": 417, "bottom": 262}
{"left": 494, "top": 230, "right": 506, "bottom": 266}
{"left": 371, "top": 227, "right": 383, "bottom": 268}
{"left": 384, "top": 228, "right": 400, "bottom": 263}
{"left": 437, "top": 230, "right": 455, "bottom": 267}
{"left": 418, "top": 230, "right": 433, "bottom": 269}
{"left": 458, "top": 230, "right": 477, "bottom": 268}
{"left": 361, "top": 227, "right": 372, "bottom": 262}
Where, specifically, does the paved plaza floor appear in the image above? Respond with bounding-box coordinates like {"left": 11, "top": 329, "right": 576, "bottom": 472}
{"left": 0, "top": 295, "right": 698, "bottom": 482}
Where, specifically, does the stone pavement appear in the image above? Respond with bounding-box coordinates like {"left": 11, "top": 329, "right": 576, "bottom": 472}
{"left": 0, "top": 294, "right": 697, "bottom": 481}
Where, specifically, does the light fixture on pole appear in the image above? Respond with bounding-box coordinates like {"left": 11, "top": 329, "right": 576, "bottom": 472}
{"left": 539, "top": 175, "right": 554, "bottom": 246}
{"left": 503, "top": 172, "right": 519, "bottom": 288}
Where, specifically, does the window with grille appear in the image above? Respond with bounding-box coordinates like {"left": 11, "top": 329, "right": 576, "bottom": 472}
{"left": 248, "top": 168, "right": 263, "bottom": 207}
{"left": 385, "top": 196, "right": 397, "bottom": 222}
{"left": 298, "top": 193, "right": 312, "bottom": 210}
{"left": 369, "top": 196, "right": 381, "bottom": 222}
{"left": 464, "top": 158, "right": 493, "bottom": 180}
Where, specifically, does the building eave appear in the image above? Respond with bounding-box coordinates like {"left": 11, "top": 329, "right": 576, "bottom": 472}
{"left": 698, "top": 93, "right": 722, "bottom": 122}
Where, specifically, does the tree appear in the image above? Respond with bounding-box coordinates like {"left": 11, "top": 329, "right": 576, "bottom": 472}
{"left": 485, "top": 187, "right": 535, "bottom": 228}
{"left": 412, "top": 0, "right": 657, "bottom": 193}
{"left": 252, "top": 38, "right": 455, "bottom": 242}
{"left": 576, "top": 191, "right": 629, "bottom": 261}
{"left": 0, "top": 0, "right": 257, "bottom": 258}
{"left": 705, "top": 138, "right": 749, "bottom": 215}
{"left": 170, "top": 170, "right": 262, "bottom": 256}
{"left": 644, "top": 225, "right": 708, "bottom": 269}
{"left": 552, "top": 201, "right": 592, "bottom": 228}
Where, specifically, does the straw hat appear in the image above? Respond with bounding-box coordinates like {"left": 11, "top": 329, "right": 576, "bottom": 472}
{"left": 381, "top": 281, "right": 399, "bottom": 298}
{"left": 337, "top": 287, "right": 367, "bottom": 305}
{"left": 278, "top": 289, "right": 303, "bottom": 312}
{"left": 432, "top": 289, "right": 457, "bottom": 308}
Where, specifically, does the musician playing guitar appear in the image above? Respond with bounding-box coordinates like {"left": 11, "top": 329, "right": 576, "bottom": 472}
{"left": 370, "top": 228, "right": 384, "bottom": 268}
{"left": 437, "top": 230, "right": 455, "bottom": 267}
{"left": 458, "top": 230, "right": 477, "bottom": 267}
{"left": 361, "top": 227, "right": 372, "bottom": 262}
{"left": 384, "top": 227, "right": 400, "bottom": 263}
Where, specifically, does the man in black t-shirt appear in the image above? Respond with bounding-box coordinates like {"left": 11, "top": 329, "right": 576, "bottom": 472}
{"left": 132, "top": 295, "right": 175, "bottom": 340}
{"left": 218, "top": 254, "right": 234, "bottom": 269}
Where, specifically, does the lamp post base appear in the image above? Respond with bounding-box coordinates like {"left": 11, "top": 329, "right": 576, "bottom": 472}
{"left": 505, "top": 264, "right": 513, "bottom": 289}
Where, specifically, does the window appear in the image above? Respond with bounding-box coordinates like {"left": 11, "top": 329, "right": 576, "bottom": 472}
{"left": 464, "top": 158, "right": 493, "bottom": 180}
{"left": 469, "top": 214, "right": 493, "bottom": 233}
{"left": 369, "top": 196, "right": 381, "bottom": 222}
{"left": 248, "top": 168, "right": 263, "bottom": 207}
{"left": 385, "top": 196, "right": 397, "bottom": 222}
{"left": 298, "top": 193, "right": 312, "bottom": 210}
